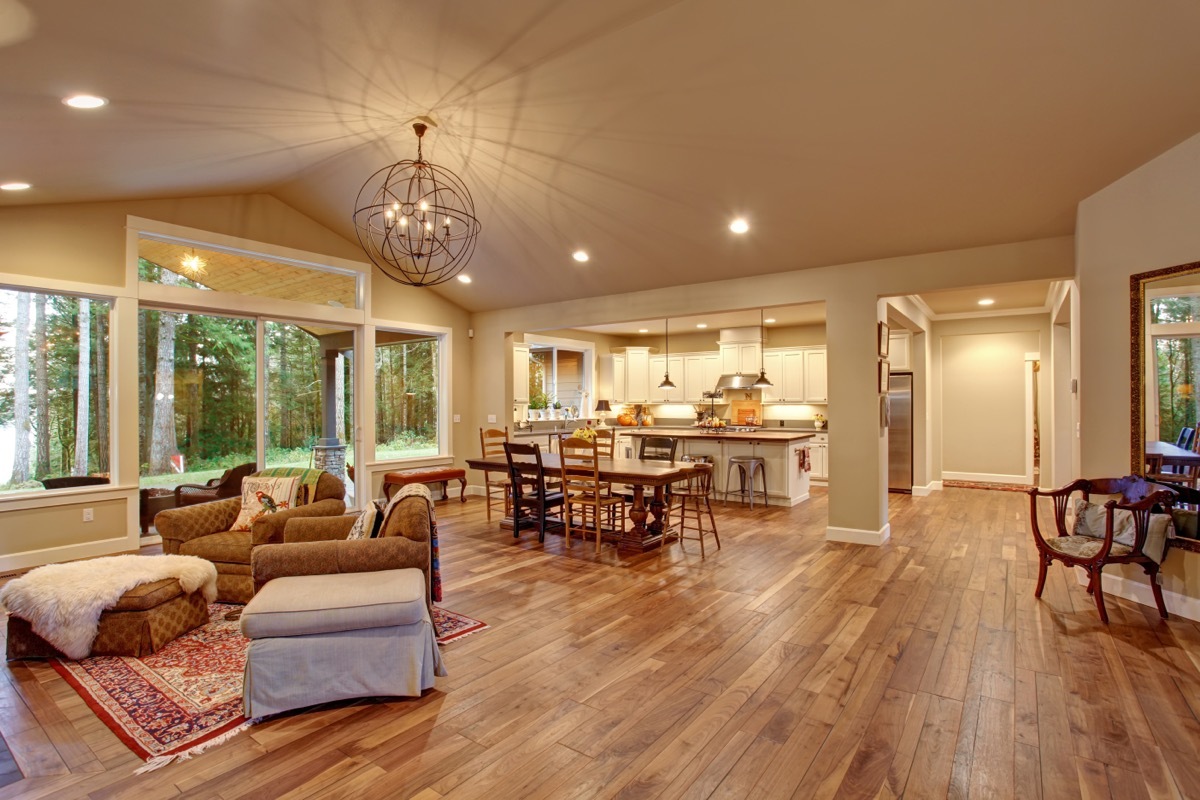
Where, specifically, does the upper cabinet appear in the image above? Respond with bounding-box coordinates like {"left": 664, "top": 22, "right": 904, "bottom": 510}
{"left": 513, "top": 344, "right": 530, "bottom": 404}
{"left": 624, "top": 347, "right": 650, "bottom": 403}
{"left": 612, "top": 353, "right": 626, "bottom": 403}
{"left": 888, "top": 332, "right": 912, "bottom": 371}
{"left": 760, "top": 346, "right": 827, "bottom": 403}
{"left": 720, "top": 342, "right": 761, "bottom": 375}
{"left": 803, "top": 348, "right": 827, "bottom": 402}
{"left": 649, "top": 355, "right": 685, "bottom": 403}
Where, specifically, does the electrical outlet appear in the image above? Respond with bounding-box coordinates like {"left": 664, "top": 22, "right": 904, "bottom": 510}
{"left": 487, "top": 414, "right": 497, "bottom": 423}
{"left": 82, "top": 508, "right": 94, "bottom": 523}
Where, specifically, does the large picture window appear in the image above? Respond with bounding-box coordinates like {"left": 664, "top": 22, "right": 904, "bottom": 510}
{"left": 375, "top": 332, "right": 440, "bottom": 460}
{"left": 0, "top": 288, "right": 111, "bottom": 493}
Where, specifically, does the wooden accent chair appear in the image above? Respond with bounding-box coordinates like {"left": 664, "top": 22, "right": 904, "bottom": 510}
{"left": 594, "top": 428, "right": 614, "bottom": 458}
{"left": 560, "top": 436, "right": 626, "bottom": 552}
{"left": 670, "top": 462, "right": 720, "bottom": 557}
{"left": 479, "top": 427, "right": 512, "bottom": 522}
{"left": 1028, "top": 476, "right": 1176, "bottom": 623}
{"left": 174, "top": 462, "right": 257, "bottom": 507}
{"left": 503, "top": 441, "right": 565, "bottom": 542}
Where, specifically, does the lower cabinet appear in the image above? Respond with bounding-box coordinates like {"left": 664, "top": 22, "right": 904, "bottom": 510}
{"left": 808, "top": 433, "right": 828, "bottom": 481}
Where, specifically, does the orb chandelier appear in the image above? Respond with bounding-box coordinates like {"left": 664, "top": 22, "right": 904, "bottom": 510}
{"left": 353, "top": 122, "right": 481, "bottom": 287}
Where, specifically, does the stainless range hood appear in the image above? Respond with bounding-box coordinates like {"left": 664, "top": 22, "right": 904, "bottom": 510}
{"left": 713, "top": 373, "right": 762, "bottom": 392}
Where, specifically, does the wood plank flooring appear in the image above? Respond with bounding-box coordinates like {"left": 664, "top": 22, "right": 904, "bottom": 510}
{"left": 2, "top": 487, "right": 1200, "bottom": 798}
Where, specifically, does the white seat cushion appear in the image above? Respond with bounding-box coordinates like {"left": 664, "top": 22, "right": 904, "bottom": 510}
{"left": 241, "top": 569, "right": 425, "bottom": 639}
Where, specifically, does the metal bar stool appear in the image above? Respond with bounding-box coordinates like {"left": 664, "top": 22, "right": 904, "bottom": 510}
{"left": 724, "top": 455, "right": 768, "bottom": 508}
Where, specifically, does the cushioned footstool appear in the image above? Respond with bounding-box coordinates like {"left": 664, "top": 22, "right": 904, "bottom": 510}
{"left": 383, "top": 467, "right": 467, "bottom": 502}
{"left": 6, "top": 578, "right": 210, "bottom": 660}
{"left": 239, "top": 568, "right": 444, "bottom": 717}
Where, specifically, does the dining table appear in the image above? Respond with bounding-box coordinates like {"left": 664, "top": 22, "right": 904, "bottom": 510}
{"left": 1145, "top": 440, "right": 1200, "bottom": 474}
{"left": 465, "top": 453, "right": 702, "bottom": 554}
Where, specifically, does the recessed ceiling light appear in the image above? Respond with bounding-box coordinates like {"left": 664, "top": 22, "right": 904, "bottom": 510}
{"left": 63, "top": 94, "right": 108, "bottom": 109}
{"left": 978, "top": 298, "right": 995, "bottom": 306}
{"left": 764, "top": 318, "right": 776, "bottom": 324}
{"left": 572, "top": 250, "right": 589, "bottom": 263}
{"left": 638, "top": 328, "right": 649, "bottom": 334}
{"left": 729, "top": 218, "right": 749, "bottom": 234}
{"left": 1, "top": 182, "right": 31, "bottom": 191}
{"left": 696, "top": 323, "right": 708, "bottom": 329}
{"left": 457, "top": 274, "right": 472, "bottom": 284}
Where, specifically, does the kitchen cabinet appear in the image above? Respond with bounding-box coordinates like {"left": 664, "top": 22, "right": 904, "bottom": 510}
{"left": 649, "top": 355, "right": 684, "bottom": 403}
{"left": 808, "top": 433, "right": 828, "bottom": 480}
{"left": 720, "top": 342, "right": 761, "bottom": 375}
{"left": 759, "top": 351, "right": 783, "bottom": 402}
{"left": 889, "top": 332, "right": 911, "bottom": 371}
{"left": 625, "top": 348, "right": 650, "bottom": 403}
{"left": 803, "top": 348, "right": 827, "bottom": 402}
{"left": 513, "top": 344, "right": 530, "bottom": 404}
{"left": 682, "top": 353, "right": 722, "bottom": 402}
{"left": 612, "top": 354, "right": 626, "bottom": 403}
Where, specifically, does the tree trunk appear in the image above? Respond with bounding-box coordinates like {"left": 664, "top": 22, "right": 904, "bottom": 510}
{"left": 149, "top": 275, "right": 180, "bottom": 472}
{"left": 33, "top": 294, "right": 50, "bottom": 477}
{"left": 73, "top": 299, "right": 91, "bottom": 475}
{"left": 12, "top": 293, "right": 32, "bottom": 483}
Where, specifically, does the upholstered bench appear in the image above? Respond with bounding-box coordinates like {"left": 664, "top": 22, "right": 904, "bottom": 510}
{"left": 6, "top": 578, "right": 210, "bottom": 660}
{"left": 239, "top": 568, "right": 443, "bottom": 717}
{"left": 383, "top": 467, "right": 467, "bottom": 502}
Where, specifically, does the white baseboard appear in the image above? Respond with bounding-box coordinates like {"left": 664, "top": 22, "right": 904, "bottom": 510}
{"left": 1073, "top": 567, "right": 1200, "bottom": 623}
{"left": 0, "top": 535, "right": 138, "bottom": 574}
{"left": 912, "top": 481, "right": 942, "bottom": 496}
{"left": 943, "top": 471, "right": 1029, "bottom": 484}
{"left": 826, "top": 523, "right": 891, "bottom": 546}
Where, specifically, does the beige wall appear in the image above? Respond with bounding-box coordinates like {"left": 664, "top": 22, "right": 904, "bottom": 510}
{"left": 472, "top": 236, "right": 1074, "bottom": 537}
{"left": 1078, "top": 129, "right": 1200, "bottom": 610}
{"left": 0, "top": 194, "right": 473, "bottom": 567}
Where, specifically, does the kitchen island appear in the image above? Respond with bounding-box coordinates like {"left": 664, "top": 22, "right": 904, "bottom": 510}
{"left": 623, "top": 428, "right": 816, "bottom": 506}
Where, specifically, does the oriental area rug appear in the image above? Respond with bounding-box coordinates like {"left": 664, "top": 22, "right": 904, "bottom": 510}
{"left": 52, "top": 603, "right": 488, "bottom": 771}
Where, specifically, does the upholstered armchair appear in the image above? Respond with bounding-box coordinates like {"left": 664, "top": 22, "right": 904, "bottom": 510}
{"left": 155, "top": 471, "right": 346, "bottom": 603}
{"left": 174, "top": 462, "right": 256, "bottom": 507}
{"left": 255, "top": 494, "right": 434, "bottom": 612}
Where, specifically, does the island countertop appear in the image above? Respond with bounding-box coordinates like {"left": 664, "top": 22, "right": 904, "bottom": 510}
{"left": 622, "top": 427, "right": 815, "bottom": 443}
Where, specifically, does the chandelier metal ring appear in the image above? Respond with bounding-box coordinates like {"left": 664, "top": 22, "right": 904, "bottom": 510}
{"left": 353, "top": 122, "right": 481, "bottom": 287}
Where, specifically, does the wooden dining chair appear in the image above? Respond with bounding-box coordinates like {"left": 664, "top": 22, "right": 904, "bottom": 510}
{"left": 1028, "top": 476, "right": 1176, "bottom": 623}
{"left": 560, "top": 436, "right": 625, "bottom": 552}
{"left": 479, "top": 427, "right": 512, "bottom": 522}
{"left": 594, "top": 428, "right": 614, "bottom": 459}
{"left": 502, "top": 441, "right": 565, "bottom": 542}
{"left": 669, "top": 462, "right": 720, "bottom": 557}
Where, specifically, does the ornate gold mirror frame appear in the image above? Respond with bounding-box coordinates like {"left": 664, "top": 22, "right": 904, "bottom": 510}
{"left": 1131, "top": 259, "right": 1200, "bottom": 474}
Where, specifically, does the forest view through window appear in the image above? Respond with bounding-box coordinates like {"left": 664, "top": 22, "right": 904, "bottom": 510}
{"left": 0, "top": 288, "right": 111, "bottom": 493}
{"left": 1152, "top": 292, "right": 1200, "bottom": 445}
{"left": 376, "top": 332, "right": 439, "bottom": 460}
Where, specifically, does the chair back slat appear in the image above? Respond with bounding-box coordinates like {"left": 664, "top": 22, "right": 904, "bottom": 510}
{"left": 480, "top": 426, "right": 509, "bottom": 459}
{"left": 594, "top": 428, "right": 614, "bottom": 459}
{"left": 639, "top": 436, "right": 678, "bottom": 462}
{"left": 560, "top": 436, "right": 603, "bottom": 496}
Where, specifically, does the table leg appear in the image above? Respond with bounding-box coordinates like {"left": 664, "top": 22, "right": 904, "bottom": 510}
{"left": 619, "top": 483, "right": 665, "bottom": 554}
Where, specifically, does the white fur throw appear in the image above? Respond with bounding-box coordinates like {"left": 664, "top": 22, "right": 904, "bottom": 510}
{"left": 0, "top": 555, "right": 217, "bottom": 659}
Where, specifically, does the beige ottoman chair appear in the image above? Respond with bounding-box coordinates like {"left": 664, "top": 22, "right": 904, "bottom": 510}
{"left": 239, "top": 568, "right": 444, "bottom": 717}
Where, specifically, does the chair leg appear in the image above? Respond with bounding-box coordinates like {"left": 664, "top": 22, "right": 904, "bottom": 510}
{"left": 1091, "top": 567, "right": 1109, "bottom": 624}
{"left": 1034, "top": 555, "right": 1049, "bottom": 598}
{"left": 706, "top": 500, "right": 720, "bottom": 551}
{"left": 1144, "top": 564, "right": 1169, "bottom": 620}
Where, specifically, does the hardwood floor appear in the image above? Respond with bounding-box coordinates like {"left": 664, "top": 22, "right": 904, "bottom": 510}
{"left": 2, "top": 487, "right": 1200, "bottom": 799}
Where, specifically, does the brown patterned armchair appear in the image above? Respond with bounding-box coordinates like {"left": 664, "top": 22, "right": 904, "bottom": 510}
{"left": 155, "top": 471, "right": 346, "bottom": 603}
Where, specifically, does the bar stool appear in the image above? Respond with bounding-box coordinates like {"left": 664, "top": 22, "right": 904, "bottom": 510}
{"left": 725, "top": 455, "right": 768, "bottom": 508}
{"left": 670, "top": 462, "right": 720, "bottom": 557}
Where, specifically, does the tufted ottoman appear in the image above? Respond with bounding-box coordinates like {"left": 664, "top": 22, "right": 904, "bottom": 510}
{"left": 6, "top": 578, "right": 210, "bottom": 660}
{"left": 383, "top": 467, "right": 467, "bottom": 502}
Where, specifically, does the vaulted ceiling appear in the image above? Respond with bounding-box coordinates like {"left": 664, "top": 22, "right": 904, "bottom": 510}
{"left": 4, "top": 1, "right": 1200, "bottom": 312}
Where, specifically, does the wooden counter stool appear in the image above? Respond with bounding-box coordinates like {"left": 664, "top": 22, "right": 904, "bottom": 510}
{"left": 670, "top": 463, "right": 720, "bottom": 557}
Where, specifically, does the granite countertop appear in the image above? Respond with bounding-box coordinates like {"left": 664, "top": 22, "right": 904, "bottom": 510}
{"left": 620, "top": 427, "right": 816, "bottom": 443}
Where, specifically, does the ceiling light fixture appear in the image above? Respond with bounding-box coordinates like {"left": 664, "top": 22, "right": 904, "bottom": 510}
{"left": 572, "top": 250, "right": 589, "bottom": 263}
{"left": 730, "top": 218, "right": 749, "bottom": 234}
{"left": 752, "top": 309, "right": 773, "bottom": 388}
{"left": 764, "top": 317, "right": 776, "bottom": 324}
{"left": 978, "top": 298, "right": 995, "bottom": 306}
{"left": 353, "top": 121, "right": 481, "bottom": 287}
{"left": 659, "top": 319, "right": 676, "bottom": 390}
{"left": 457, "top": 274, "right": 472, "bottom": 284}
{"left": 63, "top": 94, "right": 107, "bottom": 109}
{"left": 1, "top": 182, "right": 30, "bottom": 191}
{"left": 638, "top": 328, "right": 649, "bottom": 334}
{"left": 696, "top": 323, "right": 708, "bottom": 329}
{"left": 179, "top": 247, "right": 206, "bottom": 277}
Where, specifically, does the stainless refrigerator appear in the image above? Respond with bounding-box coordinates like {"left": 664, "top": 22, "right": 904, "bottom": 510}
{"left": 888, "top": 373, "right": 913, "bottom": 493}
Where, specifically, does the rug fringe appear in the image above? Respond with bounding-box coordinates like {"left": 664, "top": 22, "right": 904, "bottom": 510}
{"left": 134, "top": 718, "right": 258, "bottom": 774}
{"left": 438, "top": 623, "right": 490, "bottom": 645}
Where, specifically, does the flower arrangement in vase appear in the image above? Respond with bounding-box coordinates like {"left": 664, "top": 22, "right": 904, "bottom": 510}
{"left": 813, "top": 413, "right": 826, "bottom": 429}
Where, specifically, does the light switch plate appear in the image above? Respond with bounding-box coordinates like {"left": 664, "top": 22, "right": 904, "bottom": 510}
{"left": 487, "top": 414, "right": 497, "bottom": 423}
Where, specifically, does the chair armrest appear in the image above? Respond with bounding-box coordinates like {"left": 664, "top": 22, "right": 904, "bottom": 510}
{"left": 251, "top": 498, "right": 347, "bottom": 546}
{"left": 283, "top": 514, "right": 358, "bottom": 543}
{"left": 251, "top": 537, "right": 431, "bottom": 603}
{"left": 155, "top": 497, "right": 242, "bottom": 552}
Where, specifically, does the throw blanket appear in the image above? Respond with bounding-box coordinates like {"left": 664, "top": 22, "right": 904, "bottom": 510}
{"left": 0, "top": 555, "right": 217, "bottom": 659}
{"left": 383, "top": 484, "right": 443, "bottom": 602}
{"left": 258, "top": 467, "right": 324, "bottom": 505}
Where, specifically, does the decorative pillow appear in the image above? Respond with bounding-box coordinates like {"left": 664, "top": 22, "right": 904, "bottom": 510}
{"left": 230, "top": 476, "right": 299, "bottom": 532}
{"left": 1071, "top": 498, "right": 1173, "bottom": 550}
{"left": 346, "top": 500, "right": 386, "bottom": 540}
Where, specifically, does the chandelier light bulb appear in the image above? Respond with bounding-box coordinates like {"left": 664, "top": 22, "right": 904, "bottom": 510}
{"left": 398, "top": 216, "right": 407, "bottom": 227}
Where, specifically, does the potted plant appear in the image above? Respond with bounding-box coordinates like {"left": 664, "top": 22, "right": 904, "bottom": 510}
{"left": 813, "top": 413, "right": 826, "bottom": 429}
{"left": 551, "top": 399, "right": 563, "bottom": 420}
{"left": 529, "top": 391, "right": 548, "bottom": 420}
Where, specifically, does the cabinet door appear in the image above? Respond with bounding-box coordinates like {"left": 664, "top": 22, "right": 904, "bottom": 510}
{"left": 810, "top": 443, "right": 828, "bottom": 479}
{"left": 782, "top": 350, "right": 805, "bottom": 401}
{"left": 666, "top": 355, "right": 684, "bottom": 403}
{"left": 889, "top": 333, "right": 911, "bottom": 371}
{"left": 613, "top": 354, "right": 626, "bottom": 403}
{"left": 703, "top": 354, "right": 722, "bottom": 394}
{"left": 803, "top": 349, "right": 828, "bottom": 403}
{"left": 626, "top": 349, "right": 649, "bottom": 403}
{"left": 720, "top": 344, "right": 740, "bottom": 375}
{"left": 513, "top": 345, "right": 530, "bottom": 403}
{"left": 739, "top": 343, "right": 761, "bottom": 374}
{"left": 760, "top": 351, "right": 783, "bottom": 402}
{"left": 683, "top": 355, "right": 705, "bottom": 402}
{"left": 648, "top": 355, "right": 666, "bottom": 402}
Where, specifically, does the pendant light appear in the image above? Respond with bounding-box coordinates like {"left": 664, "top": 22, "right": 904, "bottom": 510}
{"left": 659, "top": 319, "right": 676, "bottom": 389}
{"left": 752, "top": 309, "right": 773, "bottom": 388}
